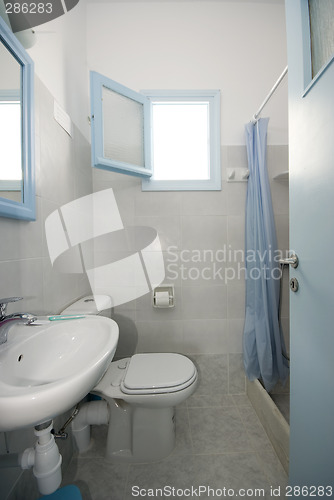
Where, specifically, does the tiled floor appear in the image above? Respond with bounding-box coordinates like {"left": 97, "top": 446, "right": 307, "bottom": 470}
{"left": 63, "top": 394, "right": 288, "bottom": 500}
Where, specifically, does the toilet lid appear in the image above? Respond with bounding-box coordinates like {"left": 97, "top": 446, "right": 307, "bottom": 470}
{"left": 121, "top": 353, "right": 197, "bottom": 394}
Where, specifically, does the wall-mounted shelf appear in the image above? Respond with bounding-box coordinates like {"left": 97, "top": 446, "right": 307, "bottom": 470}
{"left": 273, "top": 170, "right": 289, "bottom": 181}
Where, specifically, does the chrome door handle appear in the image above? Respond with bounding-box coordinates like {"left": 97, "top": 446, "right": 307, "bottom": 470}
{"left": 279, "top": 253, "right": 299, "bottom": 268}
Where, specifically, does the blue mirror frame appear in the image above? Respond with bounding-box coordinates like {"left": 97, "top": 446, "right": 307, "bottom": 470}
{"left": 0, "top": 16, "right": 35, "bottom": 221}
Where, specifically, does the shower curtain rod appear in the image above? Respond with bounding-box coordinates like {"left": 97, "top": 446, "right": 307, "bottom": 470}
{"left": 251, "top": 66, "right": 288, "bottom": 123}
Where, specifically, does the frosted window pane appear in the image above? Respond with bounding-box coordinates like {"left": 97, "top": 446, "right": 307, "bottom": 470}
{"left": 102, "top": 86, "right": 144, "bottom": 167}
{"left": 308, "top": 0, "right": 334, "bottom": 78}
{"left": 152, "top": 103, "right": 209, "bottom": 181}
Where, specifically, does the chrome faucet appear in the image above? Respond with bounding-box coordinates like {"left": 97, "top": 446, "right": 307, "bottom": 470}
{"left": 0, "top": 297, "right": 37, "bottom": 345}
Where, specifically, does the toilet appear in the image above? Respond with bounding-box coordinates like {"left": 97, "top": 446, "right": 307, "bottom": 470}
{"left": 61, "top": 295, "right": 198, "bottom": 463}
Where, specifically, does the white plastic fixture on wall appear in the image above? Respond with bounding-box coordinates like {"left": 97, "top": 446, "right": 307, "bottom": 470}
{"left": 226, "top": 168, "right": 250, "bottom": 182}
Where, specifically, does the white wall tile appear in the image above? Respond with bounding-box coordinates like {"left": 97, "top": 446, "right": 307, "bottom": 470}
{"left": 0, "top": 259, "right": 45, "bottom": 315}
{"left": 182, "top": 285, "right": 227, "bottom": 320}
{"left": 227, "top": 182, "right": 247, "bottom": 216}
{"left": 181, "top": 215, "right": 228, "bottom": 251}
{"left": 183, "top": 319, "right": 228, "bottom": 354}
{"left": 181, "top": 190, "right": 228, "bottom": 216}
{"left": 136, "top": 320, "right": 183, "bottom": 353}
{"left": 270, "top": 179, "right": 289, "bottom": 216}
{"left": 135, "top": 191, "right": 182, "bottom": 217}
{"left": 227, "top": 284, "right": 246, "bottom": 319}
{"left": 267, "top": 145, "right": 289, "bottom": 179}
{"left": 227, "top": 145, "right": 248, "bottom": 169}
{"left": 227, "top": 215, "right": 245, "bottom": 251}
{"left": 275, "top": 214, "right": 290, "bottom": 252}
{"left": 227, "top": 318, "right": 245, "bottom": 353}
{"left": 0, "top": 197, "right": 43, "bottom": 262}
{"left": 179, "top": 257, "right": 229, "bottom": 287}
{"left": 134, "top": 215, "right": 181, "bottom": 252}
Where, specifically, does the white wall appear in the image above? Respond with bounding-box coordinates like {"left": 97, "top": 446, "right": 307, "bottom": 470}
{"left": 26, "top": 0, "right": 90, "bottom": 140}
{"left": 87, "top": 0, "right": 288, "bottom": 145}
{"left": 0, "top": 41, "right": 20, "bottom": 89}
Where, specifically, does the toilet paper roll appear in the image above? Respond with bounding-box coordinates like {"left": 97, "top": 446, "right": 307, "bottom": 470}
{"left": 154, "top": 291, "right": 170, "bottom": 307}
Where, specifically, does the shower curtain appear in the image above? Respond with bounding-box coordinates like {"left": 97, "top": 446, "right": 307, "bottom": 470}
{"left": 243, "top": 118, "right": 289, "bottom": 392}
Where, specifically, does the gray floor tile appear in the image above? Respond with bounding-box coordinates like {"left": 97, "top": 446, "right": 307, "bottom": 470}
{"left": 188, "top": 407, "right": 253, "bottom": 454}
{"left": 63, "top": 457, "right": 129, "bottom": 500}
{"left": 169, "top": 409, "right": 193, "bottom": 456}
{"left": 124, "top": 455, "right": 193, "bottom": 499}
{"left": 124, "top": 453, "right": 275, "bottom": 500}
{"left": 232, "top": 394, "right": 252, "bottom": 407}
{"left": 187, "top": 393, "right": 236, "bottom": 408}
{"left": 190, "top": 354, "right": 229, "bottom": 396}
{"left": 237, "top": 406, "right": 273, "bottom": 451}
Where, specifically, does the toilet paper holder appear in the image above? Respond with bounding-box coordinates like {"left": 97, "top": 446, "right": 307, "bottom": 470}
{"left": 152, "top": 285, "right": 174, "bottom": 308}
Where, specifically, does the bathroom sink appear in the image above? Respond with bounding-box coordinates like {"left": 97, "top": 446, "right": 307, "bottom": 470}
{"left": 0, "top": 316, "right": 119, "bottom": 432}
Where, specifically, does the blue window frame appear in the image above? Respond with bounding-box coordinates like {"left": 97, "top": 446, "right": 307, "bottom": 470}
{"left": 0, "top": 16, "right": 35, "bottom": 221}
{"left": 90, "top": 72, "right": 221, "bottom": 190}
{"left": 90, "top": 71, "right": 152, "bottom": 178}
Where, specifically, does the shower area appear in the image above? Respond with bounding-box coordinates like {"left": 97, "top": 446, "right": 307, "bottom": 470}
{"left": 243, "top": 68, "right": 290, "bottom": 474}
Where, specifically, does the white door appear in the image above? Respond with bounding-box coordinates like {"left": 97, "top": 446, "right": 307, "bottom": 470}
{"left": 286, "top": 0, "right": 334, "bottom": 489}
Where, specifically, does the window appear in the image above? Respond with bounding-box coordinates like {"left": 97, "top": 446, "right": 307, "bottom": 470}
{"left": 308, "top": 0, "right": 334, "bottom": 79}
{"left": 90, "top": 72, "right": 221, "bottom": 191}
{"left": 90, "top": 72, "right": 152, "bottom": 178}
{"left": 300, "top": 0, "right": 334, "bottom": 94}
{"left": 141, "top": 90, "right": 221, "bottom": 191}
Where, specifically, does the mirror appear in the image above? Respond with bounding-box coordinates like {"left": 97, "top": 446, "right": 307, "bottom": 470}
{"left": 0, "top": 16, "right": 35, "bottom": 220}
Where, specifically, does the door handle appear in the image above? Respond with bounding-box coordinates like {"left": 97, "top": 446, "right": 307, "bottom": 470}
{"left": 279, "top": 253, "right": 299, "bottom": 268}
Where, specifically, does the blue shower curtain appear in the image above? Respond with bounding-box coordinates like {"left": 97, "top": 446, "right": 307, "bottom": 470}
{"left": 243, "top": 118, "right": 289, "bottom": 392}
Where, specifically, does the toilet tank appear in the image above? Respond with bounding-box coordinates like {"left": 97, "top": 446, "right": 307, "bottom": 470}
{"left": 61, "top": 295, "right": 113, "bottom": 318}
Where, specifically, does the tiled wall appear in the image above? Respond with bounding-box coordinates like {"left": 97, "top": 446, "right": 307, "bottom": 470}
{"left": 0, "top": 77, "right": 92, "bottom": 316}
{"left": 0, "top": 77, "right": 93, "bottom": 499}
{"left": 93, "top": 143, "right": 290, "bottom": 394}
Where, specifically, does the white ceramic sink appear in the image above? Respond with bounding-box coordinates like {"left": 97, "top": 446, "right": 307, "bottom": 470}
{"left": 0, "top": 316, "right": 119, "bottom": 432}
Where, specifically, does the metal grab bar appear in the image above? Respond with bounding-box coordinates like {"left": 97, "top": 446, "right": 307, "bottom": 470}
{"left": 279, "top": 253, "right": 299, "bottom": 268}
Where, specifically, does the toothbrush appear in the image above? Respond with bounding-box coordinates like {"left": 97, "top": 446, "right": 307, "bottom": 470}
{"left": 48, "top": 315, "right": 85, "bottom": 321}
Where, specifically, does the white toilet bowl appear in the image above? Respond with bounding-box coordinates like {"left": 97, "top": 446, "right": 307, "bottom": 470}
{"left": 62, "top": 296, "right": 198, "bottom": 463}
{"left": 93, "top": 352, "right": 197, "bottom": 462}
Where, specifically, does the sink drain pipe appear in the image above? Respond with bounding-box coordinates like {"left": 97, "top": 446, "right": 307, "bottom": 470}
{"left": 71, "top": 400, "right": 109, "bottom": 452}
{"left": 19, "top": 421, "right": 62, "bottom": 496}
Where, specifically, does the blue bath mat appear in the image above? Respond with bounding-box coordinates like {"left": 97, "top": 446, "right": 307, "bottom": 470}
{"left": 40, "top": 485, "right": 82, "bottom": 499}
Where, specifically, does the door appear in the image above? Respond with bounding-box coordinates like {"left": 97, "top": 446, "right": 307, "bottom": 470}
{"left": 286, "top": 0, "right": 334, "bottom": 489}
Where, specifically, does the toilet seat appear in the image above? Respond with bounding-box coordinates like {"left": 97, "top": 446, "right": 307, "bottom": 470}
{"left": 120, "top": 353, "right": 197, "bottom": 395}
